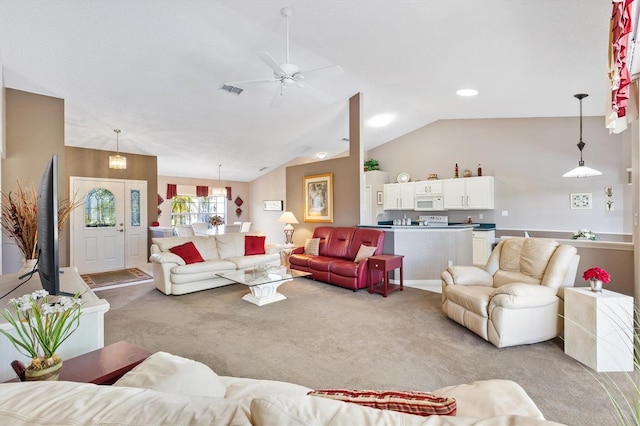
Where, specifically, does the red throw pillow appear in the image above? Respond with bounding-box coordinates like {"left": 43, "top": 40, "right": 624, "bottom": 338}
{"left": 306, "top": 389, "right": 456, "bottom": 417}
{"left": 245, "top": 235, "right": 266, "bottom": 255}
{"left": 169, "top": 242, "right": 204, "bottom": 264}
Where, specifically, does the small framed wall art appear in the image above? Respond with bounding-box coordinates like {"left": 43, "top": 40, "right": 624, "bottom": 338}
{"left": 304, "top": 173, "right": 333, "bottom": 222}
{"left": 570, "top": 193, "right": 592, "bottom": 209}
{"left": 263, "top": 200, "right": 283, "bottom": 211}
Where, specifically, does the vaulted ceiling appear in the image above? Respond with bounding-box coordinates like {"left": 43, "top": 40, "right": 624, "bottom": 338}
{"left": 0, "top": 0, "right": 613, "bottom": 181}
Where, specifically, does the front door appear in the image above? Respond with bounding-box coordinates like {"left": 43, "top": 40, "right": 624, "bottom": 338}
{"left": 70, "top": 177, "right": 147, "bottom": 274}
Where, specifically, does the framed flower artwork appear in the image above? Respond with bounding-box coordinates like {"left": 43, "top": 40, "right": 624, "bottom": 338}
{"left": 303, "top": 173, "right": 333, "bottom": 222}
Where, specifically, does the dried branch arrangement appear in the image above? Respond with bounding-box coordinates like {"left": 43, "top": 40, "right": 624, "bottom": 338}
{"left": 1, "top": 182, "right": 80, "bottom": 260}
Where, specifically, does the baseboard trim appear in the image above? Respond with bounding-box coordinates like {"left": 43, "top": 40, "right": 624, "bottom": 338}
{"left": 390, "top": 279, "right": 441, "bottom": 294}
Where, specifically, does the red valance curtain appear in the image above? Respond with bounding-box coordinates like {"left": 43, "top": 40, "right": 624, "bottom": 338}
{"left": 226, "top": 187, "right": 232, "bottom": 200}
{"left": 196, "top": 185, "right": 209, "bottom": 197}
{"left": 607, "top": 0, "right": 635, "bottom": 133}
{"left": 166, "top": 184, "right": 177, "bottom": 200}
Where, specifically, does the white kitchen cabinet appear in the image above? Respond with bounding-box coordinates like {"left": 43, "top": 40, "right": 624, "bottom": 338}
{"left": 472, "top": 230, "right": 495, "bottom": 266}
{"left": 414, "top": 180, "right": 443, "bottom": 195}
{"left": 443, "top": 176, "right": 494, "bottom": 210}
{"left": 384, "top": 182, "right": 415, "bottom": 210}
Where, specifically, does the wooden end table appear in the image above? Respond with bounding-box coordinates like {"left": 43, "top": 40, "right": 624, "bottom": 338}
{"left": 368, "top": 254, "right": 404, "bottom": 297}
{"left": 9, "top": 341, "right": 151, "bottom": 384}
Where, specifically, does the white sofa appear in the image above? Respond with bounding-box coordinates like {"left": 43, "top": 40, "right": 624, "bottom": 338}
{"left": 0, "top": 351, "right": 565, "bottom": 425}
{"left": 150, "top": 233, "right": 281, "bottom": 295}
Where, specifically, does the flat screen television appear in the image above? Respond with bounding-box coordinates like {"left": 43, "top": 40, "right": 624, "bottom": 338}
{"left": 35, "top": 154, "right": 61, "bottom": 295}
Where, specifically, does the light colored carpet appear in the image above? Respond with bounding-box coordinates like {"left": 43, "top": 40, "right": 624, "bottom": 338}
{"left": 100, "top": 279, "right": 626, "bottom": 425}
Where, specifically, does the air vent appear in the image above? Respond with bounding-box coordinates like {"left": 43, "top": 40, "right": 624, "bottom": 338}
{"left": 219, "top": 84, "right": 243, "bottom": 95}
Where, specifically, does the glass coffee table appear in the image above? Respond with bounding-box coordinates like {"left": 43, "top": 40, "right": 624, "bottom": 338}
{"left": 216, "top": 267, "right": 311, "bottom": 306}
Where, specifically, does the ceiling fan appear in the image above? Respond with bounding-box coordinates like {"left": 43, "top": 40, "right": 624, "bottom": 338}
{"left": 224, "top": 7, "right": 343, "bottom": 107}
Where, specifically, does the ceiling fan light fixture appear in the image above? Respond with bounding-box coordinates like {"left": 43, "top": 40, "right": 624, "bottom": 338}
{"left": 109, "top": 129, "right": 127, "bottom": 170}
{"left": 562, "top": 93, "right": 602, "bottom": 178}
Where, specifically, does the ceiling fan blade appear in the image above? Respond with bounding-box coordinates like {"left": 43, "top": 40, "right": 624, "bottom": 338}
{"left": 299, "top": 64, "right": 344, "bottom": 81}
{"left": 256, "top": 51, "right": 286, "bottom": 76}
{"left": 223, "top": 78, "right": 277, "bottom": 86}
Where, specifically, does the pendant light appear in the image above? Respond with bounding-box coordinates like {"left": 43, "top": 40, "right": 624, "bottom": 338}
{"left": 562, "top": 94, "right": 602, "bottom": 178}
{"left": 210, "top": 164, "right": 226, "bottom": 197}
{"left": 108, "top": 129, "right": 127, "bottom": 169}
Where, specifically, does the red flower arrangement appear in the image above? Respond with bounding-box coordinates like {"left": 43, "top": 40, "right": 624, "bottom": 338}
{"left": 582, "top": 267, "right": 611, "bottom": 284}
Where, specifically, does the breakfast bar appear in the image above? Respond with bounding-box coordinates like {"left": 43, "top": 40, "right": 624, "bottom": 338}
{"left": 359, "top": 224, "right": 475, "bottom": 290}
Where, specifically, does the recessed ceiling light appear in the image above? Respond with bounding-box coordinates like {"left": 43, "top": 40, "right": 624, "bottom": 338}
{"left": 367, "top": 113, "right": 395, "bottom": 127}
{"left": 315, "top": 152, "right": 327, "bottom": 159}
{"left": 456, "top": 89, "right": 478, "bottom": 97}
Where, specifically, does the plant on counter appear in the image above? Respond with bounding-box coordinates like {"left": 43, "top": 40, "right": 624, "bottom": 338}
{"left": 571, "top": 228, "right": 596, "bottom": 240}
{"left": 0, "top": 289, "right": 82, "bottom": 380}
{"left": 364, "top": 159, "right": 380, "bottom": 171}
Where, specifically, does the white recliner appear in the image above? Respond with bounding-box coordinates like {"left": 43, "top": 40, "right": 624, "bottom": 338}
{"left": 441, "top": 237, "right": 579, "bottom": 348}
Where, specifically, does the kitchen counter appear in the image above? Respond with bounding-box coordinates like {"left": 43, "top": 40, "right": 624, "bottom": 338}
{"left": 358, "top": 225, "right": 473, "bottom": 289}
{"left": 359, "top": 222, "right": 495, "bottom": 230}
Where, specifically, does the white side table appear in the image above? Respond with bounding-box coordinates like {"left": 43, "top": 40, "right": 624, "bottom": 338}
{"left": 564, "top": 287, "right": 634, "bottom": 372}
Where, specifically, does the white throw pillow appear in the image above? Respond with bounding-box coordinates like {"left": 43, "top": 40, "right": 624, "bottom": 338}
{"left": 113, "top": 351, "right": 226, "bottom": 398}
{"left": 304, "top": 238, "right": 320, "bottom": 256}
{"left": 354, "top": 244, "right": 377, "bottom": 263}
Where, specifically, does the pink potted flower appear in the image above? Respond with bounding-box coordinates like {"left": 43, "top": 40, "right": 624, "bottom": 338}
{"left": 582, "top": 267, "right": 610, "bottom": 292}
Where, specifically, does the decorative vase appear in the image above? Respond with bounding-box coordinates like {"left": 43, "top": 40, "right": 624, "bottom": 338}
{"left": 214, "top": 225, "right": 219, "bottom": 234}
{"left": 18, "top": 258, "right": 38, "bottom": 275}
{"left": 25, "top": 356, "right": 63, "bottom": 381}
{"left": 589, "top": 279, "right": 603, "bottom": 293}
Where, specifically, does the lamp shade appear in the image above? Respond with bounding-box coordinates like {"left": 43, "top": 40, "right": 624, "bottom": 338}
{"left": 562, "top": 165, "right": 603, "bottom": 178}
{"left": 278, "top": 211, "right": 299, "bottom": 224}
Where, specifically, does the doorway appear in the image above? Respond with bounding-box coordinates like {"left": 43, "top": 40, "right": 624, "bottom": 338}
{"left": 70, "top": 177, "right": 147, "bottom": 274}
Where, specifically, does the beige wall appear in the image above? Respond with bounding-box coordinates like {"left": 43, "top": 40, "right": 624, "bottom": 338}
{"left": 3, "top": 88, "right": 66, "bottom": 273}
{"left": 284, "top": 94, "right": 362, "bottom": 246}
{"left": 2, "top": 89, "right": 160, "bottom": 273}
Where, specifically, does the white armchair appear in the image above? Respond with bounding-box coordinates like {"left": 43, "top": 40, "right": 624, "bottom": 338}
{"left": 441, "top": 237, "right": 579, "bottom": 348}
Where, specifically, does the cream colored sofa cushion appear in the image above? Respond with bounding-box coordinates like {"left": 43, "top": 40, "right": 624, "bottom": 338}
{"left": 250, "top": 394, "right": 563, "bottom": 426}
{"left": 113, "top": 351, "right": 226, "bottom": 398}
{"left": 153, "top": 235, "right": 220, "bottom": 260}
{"left": 0, "top": 381, "right": 250, "bottom": 426}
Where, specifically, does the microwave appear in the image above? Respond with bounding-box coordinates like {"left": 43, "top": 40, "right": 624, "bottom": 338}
{"left": 415, "top": 195, "right": 445, "bottom": 211}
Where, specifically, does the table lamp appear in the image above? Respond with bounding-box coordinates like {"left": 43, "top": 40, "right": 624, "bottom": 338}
{"left": 277, "top": 211, "right": 299, "bottom": 245}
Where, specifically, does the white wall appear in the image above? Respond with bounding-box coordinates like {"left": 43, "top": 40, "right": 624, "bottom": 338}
{"left": 249, "top": 165, "right": 287, "bottom": 245}
{"left": 367, "top": 117, "right": 630, "bottom": 236}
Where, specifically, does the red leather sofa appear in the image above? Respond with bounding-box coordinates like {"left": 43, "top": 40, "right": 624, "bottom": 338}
{"left": 289, "top": 226, "right": 385, "bottom": 291}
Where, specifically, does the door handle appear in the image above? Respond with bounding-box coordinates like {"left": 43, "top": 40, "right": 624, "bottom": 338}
{"left": 118, "top": 229, "right": 124, "bottom": 233}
